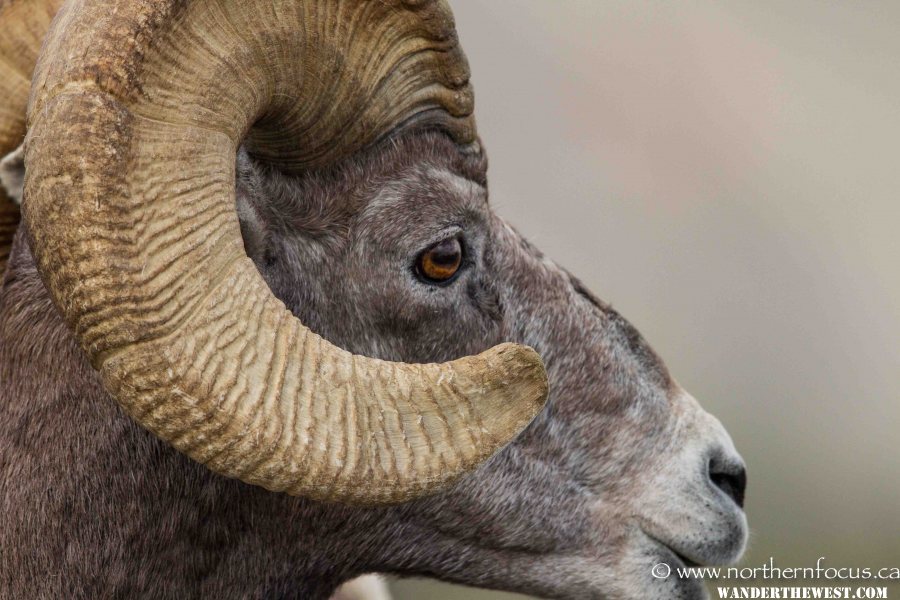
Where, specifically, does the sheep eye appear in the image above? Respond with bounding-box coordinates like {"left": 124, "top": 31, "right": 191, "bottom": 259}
{"left": 416, "top": 237, "right": 463, "bottom": 283}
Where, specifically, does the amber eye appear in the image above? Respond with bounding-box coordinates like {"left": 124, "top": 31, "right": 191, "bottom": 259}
{"left": 416, "top": 237, "right": 463, "bottom": 283}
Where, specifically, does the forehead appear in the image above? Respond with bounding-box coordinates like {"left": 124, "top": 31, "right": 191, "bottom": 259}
{"left": 365, "top": 166, "right": 487, "bottom": 214}
{"left": 357, "top": 166, "right": 490, "bottom": 246}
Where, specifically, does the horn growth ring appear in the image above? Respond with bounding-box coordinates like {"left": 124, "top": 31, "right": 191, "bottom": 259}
{"left": 24, "top": 0, "right": 548, "bottom": 504}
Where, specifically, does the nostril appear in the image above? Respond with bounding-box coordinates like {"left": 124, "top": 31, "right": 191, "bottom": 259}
{"left": 709, "top": 459, "right": 747, "bottom": 509}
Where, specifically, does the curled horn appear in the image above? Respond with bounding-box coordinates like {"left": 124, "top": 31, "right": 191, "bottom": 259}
{"left": 0, "top": 0, "right": 63, "bottom": 272}
{"left": 24, "top": 0, "right": 548, "bottom": 503}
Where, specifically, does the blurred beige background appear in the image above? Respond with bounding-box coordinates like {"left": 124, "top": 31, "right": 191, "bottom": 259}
{"left": 390, "top": 1, "right": 899, "bottom": 598}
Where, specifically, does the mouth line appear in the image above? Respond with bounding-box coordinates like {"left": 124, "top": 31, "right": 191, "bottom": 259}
{"left": 671, "top": 549, "right": 701, "bottom": 568}
{"left": 641, "top": 529, "right": 703, "bottom": 569}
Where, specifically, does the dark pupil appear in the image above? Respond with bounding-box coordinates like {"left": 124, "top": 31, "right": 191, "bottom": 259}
{"left": 429, "top": 239, "right": 460, "bottom": 266}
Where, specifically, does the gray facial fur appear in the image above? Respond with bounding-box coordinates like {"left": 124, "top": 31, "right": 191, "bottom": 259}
{"left": 0, "top": 132, "right": 746, "bottom": 599}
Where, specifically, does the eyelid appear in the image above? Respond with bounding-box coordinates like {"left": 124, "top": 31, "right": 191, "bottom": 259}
{"left": 421, "top": 225, "right": 464, "bottom": 251}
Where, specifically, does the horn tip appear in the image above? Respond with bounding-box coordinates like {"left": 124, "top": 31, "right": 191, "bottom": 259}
{"left": 483, "top": 341, "right": 550, "bottom": 431}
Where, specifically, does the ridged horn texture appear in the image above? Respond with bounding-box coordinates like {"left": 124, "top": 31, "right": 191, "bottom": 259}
{"left": 24, "top": 0, "right": 548, "bottom": 504}
{"left": 0, "top": 0, "right": 62, "bottom": 273}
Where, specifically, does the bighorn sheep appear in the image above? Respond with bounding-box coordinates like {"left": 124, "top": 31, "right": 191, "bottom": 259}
{"left": 0, "top": 1, "right": 748, "bottom": 598}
